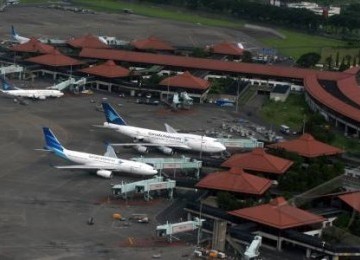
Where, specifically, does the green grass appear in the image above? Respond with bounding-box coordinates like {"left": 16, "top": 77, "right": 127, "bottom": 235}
{"left": 321, "top": 47, "right": 360, "bottom": 64}
{"left": 73, "top": 0, "right": 242, "bottom": 28}
{"left": 260, "top": 93, "right": 360, "bottom": 153}
{"left": 261, "top": 30, "right": 346, "bottom": 60}
{"left": 238, "top": 87, "right": 256, "bottom": 105}
{"left": 21, "top": 0, "right": 349, "bottom": 59}
{"left": 260, "top": 93, "right": 308, "bottom": 131}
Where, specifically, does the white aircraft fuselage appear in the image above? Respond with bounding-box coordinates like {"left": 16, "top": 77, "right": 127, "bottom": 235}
{"left": 103, "top": 122, "right": 226, "bottom": 153}
{"left": 3, "top": 89, "right": 64, "bottom": 99}
{"left": 60, "top": 148, "right": 157, "bottom": 176}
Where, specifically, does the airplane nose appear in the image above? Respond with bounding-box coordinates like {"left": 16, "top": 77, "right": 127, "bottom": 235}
{"left": 217, "top": 142, "right": 226, "bottom": 152}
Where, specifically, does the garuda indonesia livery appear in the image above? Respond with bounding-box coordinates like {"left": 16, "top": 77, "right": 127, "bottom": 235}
{"left": 11, "top": 25, "right": 30, "bottom": 44}
{"left": 101, "top": 102, "right": 227, "bottom": 155}
{"left": 42, "top": 127, "right": 158, "bottom": 178}
{"left": 0, "top": 77, "right": 63, "bottom": 100}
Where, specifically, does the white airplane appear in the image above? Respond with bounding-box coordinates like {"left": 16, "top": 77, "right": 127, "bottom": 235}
{"left": 0, "top": 77, "right": 64, "bottom": 100}
{"left": 100, "top": 102, "right": 227, "bottom": 155}
{"left": 41, "top": 127, "right": 158, "bottom": 178}
{"left": 11, "top": 25, "right": 30, "bottom": 44}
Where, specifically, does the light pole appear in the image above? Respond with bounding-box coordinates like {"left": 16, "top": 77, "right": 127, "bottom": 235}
{"left": 197, "top": 202, "right": 203, "bottom": 246}
{"left": 235, "top": 76, "right": 240, "bottom": 113}
{"left": 199, "top": 135, "right": 203, "bottom": 160}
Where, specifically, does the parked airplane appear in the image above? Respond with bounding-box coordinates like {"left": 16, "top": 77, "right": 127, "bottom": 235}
{"left": 100, "top": 102, "right": 227, "bottom": 155}
{"left": 42, "top": 127, "right": 158, "bottom": 178}
{"left": 0, "top": 77, "right": 64, "bottom": 100}
{"left": 11, "top": 25, "right": 30, "bottom": 44}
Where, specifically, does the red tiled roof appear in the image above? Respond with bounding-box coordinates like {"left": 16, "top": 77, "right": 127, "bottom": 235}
{"left": 304, "top": 74, "right": 360, "bottom": 123}
{"left": 25, "top": 49, "right": 83, "bottom": 67}
{"left": 67, "top": 34, "right": 109, "bottom": 49}
{"left": 195, "top": 168, "right": 272, "bottom": 195}
{"left": 159, "top": 71, "right": 210, "bottom": 90}
{"left": 344, "top": 66, "right": 360, "bottom": 75}
{"left": 78, "top": 48, "right": 360, "bottom": 124}
{"left": 228, "top": 197, "right": 325, "bottom": 229}
{"left": 10, "top": 38, "right": 55, "bottom": 54}
{"left": 79, "top": 60, "right": 130, "bottom": 78}
{"left": 79, "top": 48, "right": 348, "bottom": 81}
{"left": 131, "top": 36, "right": 174, "bottom": 51}
{"left": 221, "top": 148, "right": 293, "bottom": 174}
{"left": 209, "top": 42, "right": 244, "bottom": 56}
{"left": 338, "top": 192, "right": 360, "bottom": 213}
{"left": 267, "top": 133, "right": 343, "bottom": 158}
{"left": 337, "top": 76, "right": 360, "bottom": 109}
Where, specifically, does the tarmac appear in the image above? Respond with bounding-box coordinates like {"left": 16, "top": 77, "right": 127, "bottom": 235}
{"left": 0, "top": 4, "right": 267, "bottom": 50}
{"left": 0, "top": 4, "right": 296, "bottom": 259}
{"left": 0, "top": 91, "right": 240, "bottom": 259}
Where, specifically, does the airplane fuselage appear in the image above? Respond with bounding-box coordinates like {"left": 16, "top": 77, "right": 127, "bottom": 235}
{"left": 3, "top": 89, "right": 64, "bottom": 99}
{"left": 103, "top": 122, "right": 226, "bottom": 153}
{"left": 62, "top": 148, "right": 157, "bottom": 175}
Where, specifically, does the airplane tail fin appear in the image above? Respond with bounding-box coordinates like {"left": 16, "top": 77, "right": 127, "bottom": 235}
{"left": 42, "top": 127, "right": 65, "bottom": 155}
{"left": 0, "top": 76, "right": 14, "bottom": 91}
{"left": 11, "top": 25, "right": 18, "bottom": 39}
{"left": 101, "top": 102, "right": 127, "bottom": 125}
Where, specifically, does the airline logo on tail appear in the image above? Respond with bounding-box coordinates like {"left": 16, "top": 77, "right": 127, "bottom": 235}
{"left": 102, "top": 102, "right": 127, "bottom": 125}
{"left": 43, "top": 127, "right": 66, "bottom": 158}
{"left": 0, "top": 77, "right": 12, "bottom": 91}
{"left": 11, "top": 25, "right": 17, "bottom": 39}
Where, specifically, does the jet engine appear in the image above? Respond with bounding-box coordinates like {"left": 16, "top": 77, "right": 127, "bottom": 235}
{"left": 96, "top": 170, "right": 112, "bottom": 179}
{"left": 158, "top": 146, "right": 174, "bottom": 155}
{"left": 134, "top": 145, "right": 148, "bottom": 154}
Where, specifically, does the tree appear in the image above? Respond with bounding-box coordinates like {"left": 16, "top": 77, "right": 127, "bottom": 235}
{"left": 335, "top": 51, "right": 340, "bottom": 67}
{"left": 339, "top": 57, "right": 349, "bottom": 71}
{"left": 345, "top": 55, "right": 352, "bottom": 67}
{"left": 296, "top": 52, "right": 321, "bottom": 68}
{"left": 242, "top": 50, "right": 253, "bottom": 63}
{"left": 325, "top": 55, "right": 333, "bottom": 70}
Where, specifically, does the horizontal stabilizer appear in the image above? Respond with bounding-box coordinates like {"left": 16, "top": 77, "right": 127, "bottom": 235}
{"left": 33, "top": 148, "right": 52, "bottom": 152}
{"left": 104, "top": 144, "right": 117, "bottom": 158}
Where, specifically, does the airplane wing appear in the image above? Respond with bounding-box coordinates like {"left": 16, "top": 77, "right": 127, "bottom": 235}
{"left": 164, "top": 123, "right": 178, "bottom": 133}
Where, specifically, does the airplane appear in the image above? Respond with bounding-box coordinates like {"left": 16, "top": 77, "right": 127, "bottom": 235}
{"left": 11, "top": 25, "right": 30, "bottom": 44}
{"left": 41, "top": 127, "right": 158, "bottom": 178}
{"left": 0, "top": 77, "right": 64, "bottom": 100}
{"left": 100, "top": 102, "right": 227, "bottom": 155}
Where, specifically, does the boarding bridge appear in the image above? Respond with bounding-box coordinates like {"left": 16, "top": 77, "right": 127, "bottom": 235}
{"left": 156, "top": 217, "right": 205, "bottom": 242}
{"left": 48, "top": 77, "right": 87, "bottom": 91}
{"left": 244, "top": 236, "right": 262, "bottom": 260}
{"left": 112, "top": 176, "right": 175, "bottom": 200}
{"left": 131, "top": 156, "right": 202, "bottom": 179}
{"left": 217, "top": 137, "right": 264, "bottom": 149}
{"left": 0, "top": 65, "right": 23, "bottom": 76}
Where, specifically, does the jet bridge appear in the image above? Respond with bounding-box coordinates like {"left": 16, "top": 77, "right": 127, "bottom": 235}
{"left": 156, "top": 217, "right": 205, "bottom": 242}
{"left": 131, "top": 156, "right": 202, "bottom": 179}
{"left": 112, "top": 176, "right": 175, "bottom": 201}
{"left": 0, "top": 64, "right": 23, "bottom": 77}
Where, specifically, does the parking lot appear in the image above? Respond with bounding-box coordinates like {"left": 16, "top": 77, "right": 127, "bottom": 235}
{"left": 0, "top": 90, "right": 239, "bottom": 259}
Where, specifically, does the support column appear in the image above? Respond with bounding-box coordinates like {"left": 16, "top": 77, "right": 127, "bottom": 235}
{"left": 306, "top": 248, "right": 311, "bottom": 258}
{"left": 96, "top": 82, "right": 99, "bottom": 90}
{"left": 108, "top": 84, "right": 112, "bottom": 92}
{"left": 212, "top": 220, "right": 227, "bottom": 252}
{"left": 276, "top": 237, "right": 282, "bottom": 251}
